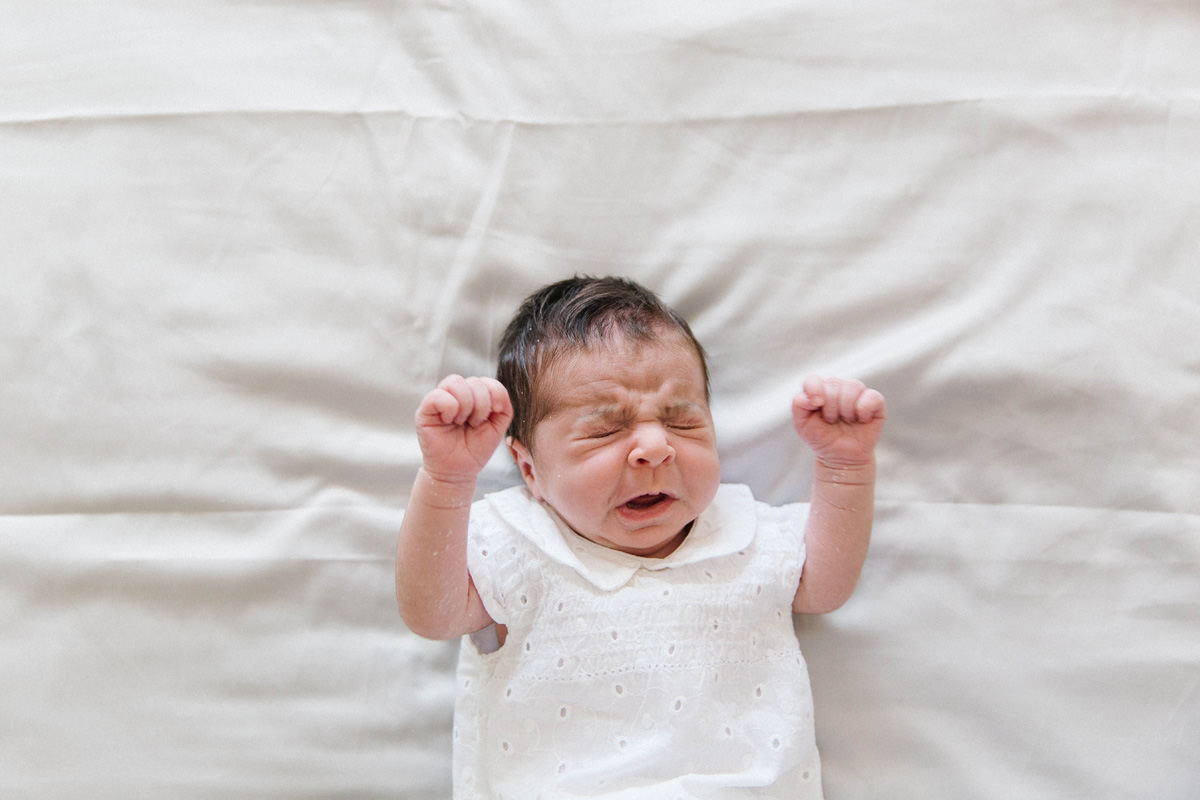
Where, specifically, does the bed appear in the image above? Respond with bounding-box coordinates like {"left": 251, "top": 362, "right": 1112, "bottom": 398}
{"left": 2, "top": 2, "right": 1197, "bottom": 797}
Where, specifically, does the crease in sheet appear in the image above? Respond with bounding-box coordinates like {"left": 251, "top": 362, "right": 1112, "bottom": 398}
{"left": 423, "top": 121, "right": 515, "bottom": 365}
{"left": 1, "top": 90, "right": 1195, "bottom": 129}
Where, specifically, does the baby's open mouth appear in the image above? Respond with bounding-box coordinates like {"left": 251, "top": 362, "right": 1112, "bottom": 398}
{"left": 624, "top": 493, "right": 670, "bottom": 510}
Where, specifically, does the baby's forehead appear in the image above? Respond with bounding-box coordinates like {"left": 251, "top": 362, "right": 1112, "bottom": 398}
{"left": 538, "top": 330, "right": 700, "bottom": 375}
{"left": 535, "top": 338, "right": 708, "bottom": 409}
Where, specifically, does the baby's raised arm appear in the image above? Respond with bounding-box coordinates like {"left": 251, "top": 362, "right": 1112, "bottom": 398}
{"left": 395, "top": 375, "right": 512, "bottom": 640}
{"left": 790, "top": 375, "right": 886, "bottom": 615}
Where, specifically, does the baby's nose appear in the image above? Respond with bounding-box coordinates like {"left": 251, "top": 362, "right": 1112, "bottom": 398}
{"left": 629, "top": 425, "right": 675, "bottom": 467}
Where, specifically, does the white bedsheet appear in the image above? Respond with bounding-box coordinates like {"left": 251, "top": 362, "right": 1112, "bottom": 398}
{"left": 2, "top": 2, "right": 1197, "bottom": 798}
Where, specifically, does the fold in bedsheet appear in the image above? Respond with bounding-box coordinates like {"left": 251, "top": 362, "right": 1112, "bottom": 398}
{"left": 4, "top": 105, "right": 1196, "bottom": 516}
{"left": 1, "top": 503, "right": 1194, "bottom": 797}
{"left": 4, "top": 3, "right": 1197, "bottom": 123}
{"left": 2, "top": 2, "right": 1198, "bottom": 799}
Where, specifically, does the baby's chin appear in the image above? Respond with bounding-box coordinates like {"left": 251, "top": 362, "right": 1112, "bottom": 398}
{"left": 581, "top": 521, "right": 694, "bottom": 559}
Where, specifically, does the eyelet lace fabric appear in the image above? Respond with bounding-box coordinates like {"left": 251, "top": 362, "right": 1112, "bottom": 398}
{"left": 453, "top": 484, "right": 823, "bottom": 799}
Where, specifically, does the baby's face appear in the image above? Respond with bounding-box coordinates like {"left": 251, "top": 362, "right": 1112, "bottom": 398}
{"left": 509, "top": 332, "right": 720, "bottom": 558}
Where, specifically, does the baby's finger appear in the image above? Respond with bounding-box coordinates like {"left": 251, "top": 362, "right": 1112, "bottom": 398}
{"left": 417, "top": 386, "right": 462, "bottom": 427}
{"left": 837, "top": 378, "right": 865, "bottom": 423}
{"left": 434, "top": 375, "right": 476, "bottom": 426}
{"left": 855, "top": 388, "right": 887, "bottom": 423}
{"left": 483, "top": 378, "right": 514, "bottom": 425}
{"left": 820, "top": 378, "right": 844, "bottom": 423}
{"left": 795, "top": 375, "right": 826, "bottom": 411}
{"left": 464, "top": 377, "right": 495, "bottom": 428}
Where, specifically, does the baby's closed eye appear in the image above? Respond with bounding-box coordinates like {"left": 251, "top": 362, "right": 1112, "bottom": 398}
{"left": 663, "top": 410, "right": 710, "bottom": 433}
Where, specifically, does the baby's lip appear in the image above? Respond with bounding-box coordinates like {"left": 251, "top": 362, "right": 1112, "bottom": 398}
{"left": 620, "top": 491, "right": 677, "bottom": 510}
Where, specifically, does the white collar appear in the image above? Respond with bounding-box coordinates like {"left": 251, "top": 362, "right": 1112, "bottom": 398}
{"left": 483, "top": 484, "right": 757, "bottom": 591}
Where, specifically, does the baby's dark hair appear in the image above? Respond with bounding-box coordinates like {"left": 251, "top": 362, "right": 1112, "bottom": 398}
{"left": 497, "top": 276, "right": 709, "bottom": 448}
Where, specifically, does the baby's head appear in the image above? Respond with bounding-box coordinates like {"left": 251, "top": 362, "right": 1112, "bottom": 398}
{"left": 498, "top": 276, "right": 709, "bottom": 450}
{"left": 497, "top": 276, "right": 720, "bottom": 557}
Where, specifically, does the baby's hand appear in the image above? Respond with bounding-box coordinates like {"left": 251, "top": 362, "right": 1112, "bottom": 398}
{"left": 792, "top": 376, "right": 886, "bottom": 468}
{"left": 415, "top": 375, "right": 513, "bottom": 484}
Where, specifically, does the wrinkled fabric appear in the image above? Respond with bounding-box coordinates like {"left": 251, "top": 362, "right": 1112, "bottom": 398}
{"left": 2, "top": 2, "right": 1198, "bottom": 798}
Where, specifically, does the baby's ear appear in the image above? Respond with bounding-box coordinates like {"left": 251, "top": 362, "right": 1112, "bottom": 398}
{"left": 507, "top": 437, "right": 542, "bottom": 500}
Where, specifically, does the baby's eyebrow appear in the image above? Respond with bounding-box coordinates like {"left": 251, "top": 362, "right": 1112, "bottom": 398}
{"left": 579, "top": 400, "right": 704, "bottom": 424}
{"left": 578, "top": 404, "right": 633, "bottom": 424}
{"left": 662, "top": 400, "right": 705, "bottom": 417}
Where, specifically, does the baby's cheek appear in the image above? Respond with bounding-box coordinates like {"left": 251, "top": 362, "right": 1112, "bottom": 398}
{"left": 688, "top": 446, "right": 722, "bottom": 495}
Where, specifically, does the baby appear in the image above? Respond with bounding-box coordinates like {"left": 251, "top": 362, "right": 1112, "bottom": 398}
{"left": 396, "top": 276, "right": 885, "bottom": 798}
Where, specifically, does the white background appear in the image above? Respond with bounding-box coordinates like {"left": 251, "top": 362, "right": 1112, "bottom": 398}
{"left": 2, "top": 2, "right": 1198, "bottom": 797}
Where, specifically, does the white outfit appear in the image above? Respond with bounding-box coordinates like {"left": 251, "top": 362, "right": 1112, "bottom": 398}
{"left": 453, "top": 483, "right": 822, "bottom": 799}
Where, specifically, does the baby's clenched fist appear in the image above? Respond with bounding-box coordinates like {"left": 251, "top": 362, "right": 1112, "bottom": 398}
{"left": 792, "top": 375, "right": 886, "bottom": 469}
{"left": 416, "top": 375, "right": 513, "bottom": 484}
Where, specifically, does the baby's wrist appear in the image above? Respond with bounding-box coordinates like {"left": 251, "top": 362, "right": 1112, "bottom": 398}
{"left": 416, "top": 466, "right": 479, "bottom": 508}
{"left": 813, "top": 456, "right": 876, "bottom": 487}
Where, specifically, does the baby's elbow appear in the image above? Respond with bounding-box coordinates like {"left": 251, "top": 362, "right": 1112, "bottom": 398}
{"left": 409, "top": 622, "right": 463, "bottom": 641}
{"left": 399, "top": 609, "right": 462, "bottom": 641}
{"left": 807, "top": 595, "right": 850, "bottom": 615}
{"left": 792, "top": 582, "right": 856, "bottom": 615}
{"left": 396, "top": 599, "right": 458, "bottom": 641}
{"left": 793, "top": 597, "right": 845, "bottom": 616}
